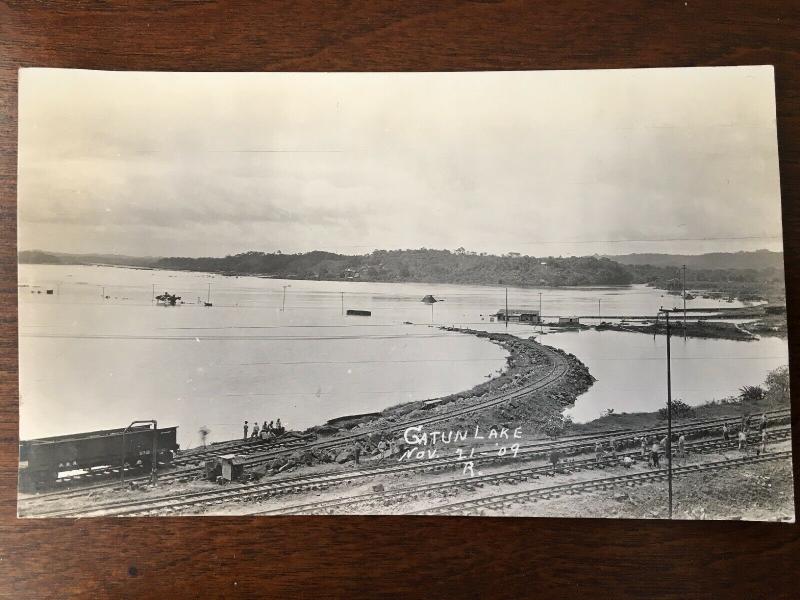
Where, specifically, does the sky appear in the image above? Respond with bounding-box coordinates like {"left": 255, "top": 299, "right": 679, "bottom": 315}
{"left": 18, "top": 66, "right": 784, "bottom": 258}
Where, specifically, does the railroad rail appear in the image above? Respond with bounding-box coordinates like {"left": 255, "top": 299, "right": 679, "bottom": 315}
{"left": 23, "top": 426, "right": 790, "bottom": 518}
{"left": 412, "top": 450, "right": 793, "bottom": 516}
{"left": 255, "top": 449, "right": 791, "bottom": 517}
{"left": 20, "top": 403, "right": 791, "bottom": 509}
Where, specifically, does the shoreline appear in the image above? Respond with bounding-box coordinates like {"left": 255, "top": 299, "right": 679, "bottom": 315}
{"left": 310, "top": 327, "right": 595, "bottom": 437}
{"left": 20, "top": 260, "right": 783, "bottom": 309}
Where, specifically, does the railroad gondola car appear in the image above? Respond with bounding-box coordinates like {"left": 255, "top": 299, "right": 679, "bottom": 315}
{"left": 18, "top": 425, "right": 179, "bottom": 492}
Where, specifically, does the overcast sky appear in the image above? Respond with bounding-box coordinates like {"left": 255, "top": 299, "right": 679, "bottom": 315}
{"left": 18, "top": 66, "right": 783, "bottom": 258}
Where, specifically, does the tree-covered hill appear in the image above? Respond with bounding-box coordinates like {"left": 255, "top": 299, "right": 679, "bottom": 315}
{"left": 19, "top": 248, "right": 783, "bottom": 298}
{"left": 153, "top": 249, "right": 635, "bottom": 287}
{"left": 608, "top": 250, "right": 783, "bottom": 270}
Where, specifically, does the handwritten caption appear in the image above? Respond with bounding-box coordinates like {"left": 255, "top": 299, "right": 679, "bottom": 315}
{"left": 399, "top": 425, "right": 523, "bottom": 476}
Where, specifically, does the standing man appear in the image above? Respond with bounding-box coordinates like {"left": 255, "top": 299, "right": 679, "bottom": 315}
{"left": 651, "top": 438, "right": 661, "bottom": 468}
{"left": 377, "top": 437, "right": 387, "bottom": 459}
{"left": 677, "top": 434, "right": 686, "bottom": 464}
{"left": 353, "top": 441, "right": 361, "bottom": 466}
{"left": 243, "top": 420, "right": 249, "bottom": 440}
{"left": 595, "top": 441, "right": 604, "bottom": 465}
{"left": 640, "top": 436, "right": 647, "bottom": 460}
{"left": 251, "top": 420, "right": 260, "bottom": 439}
{"left": 549, "top": 449, "right": 561, "bottom": 475}
{"left": 759, "top": 413, "right": 768, "bottom": 434}
{"left": 722, "top": 422, "right": 730, "bottom": 444}
{"left": 738, "top": 428, "right": 747, "bottom": 453}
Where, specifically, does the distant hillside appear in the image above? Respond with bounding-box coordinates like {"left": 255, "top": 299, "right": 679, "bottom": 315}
{"left": 18, "top": 250, "right": 160, "bottom": 268}
{"left": 154, "top": 249, "right": 635, "bottom": 287}
{"left": 607, "top": 250, "right": 783, "bottom": 271}
{"left": 19, "top": 248, "right": 784, "bottom": 298}
{"left": 21, "top": 248, "right": 634, "bottom": 287}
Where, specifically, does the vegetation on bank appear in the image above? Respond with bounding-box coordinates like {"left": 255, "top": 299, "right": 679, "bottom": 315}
{"left": 20, "top": 248, "right": 784, "bottom": 299}
{"left": 153, "top": 249, "right": 637, "bottom": 287}
{"left": 595, "top": 320, "right": 757, "bottom": 341}
{"left": 627, "top": 263, "right": 785, "bottom": 303}
{"left": 570, "top": 365, "right": 790, "bottom": 435}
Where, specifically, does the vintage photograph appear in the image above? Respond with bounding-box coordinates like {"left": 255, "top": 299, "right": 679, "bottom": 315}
{"left": 17, "top": 66, "right": 792, "bottom": 520}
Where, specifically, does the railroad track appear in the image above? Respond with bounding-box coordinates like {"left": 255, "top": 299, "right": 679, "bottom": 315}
{"left": 34, "top": 436, "right": 310, "bottom": 495}
{"left": 254, "top": 449, "right": 792, "bottom": 517}
{"left": 41, "top": 398, "right": 789, "bottom": 499}
{"left": 160, "top": 402, "right": 792, "bottom": 484}
{"left": 252, "top": 443, "right": 793, "bottom": 516}
{"left": 412, "top": 450, "right": 793, "bottom": 516}
{"left": 17, "top": 425, "right": 640, "bottom": 510}
{"left": 24, "top": 426, "right": 789, "bottom": 518}
{"left": 20, "top": 402, "right": 791, "bottom": 510}
{"left": 170, "top": 437, "right": 309, "bottom": 467}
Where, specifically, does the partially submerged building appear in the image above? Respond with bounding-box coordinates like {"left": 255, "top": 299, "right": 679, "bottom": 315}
{"left": 495, "top": 308, "right": 541, "bottom": 324}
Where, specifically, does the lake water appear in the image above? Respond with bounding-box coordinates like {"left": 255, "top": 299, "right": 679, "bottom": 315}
{"left": 18, "top": 265, "right": 786, "bottom": 446}
{"left": 543, "top": 330, "right": 788, "bottom": 422}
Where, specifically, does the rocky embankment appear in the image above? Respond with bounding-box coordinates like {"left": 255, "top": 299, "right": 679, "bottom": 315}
{"left": 268, "top": 328, "right": 596, "bottom": 472}
{"left": 420, "top": 330, "right": 595, "bottom": 438}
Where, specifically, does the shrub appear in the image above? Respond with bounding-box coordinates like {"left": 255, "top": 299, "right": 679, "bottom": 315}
{"left": 658, "top": 399, "right": 694, "bottom": 420}
{"left": 739, "top": 385, "right": 765, "bottom": 404}
{"left": 542, "top": 414, "right": 573, "bottom": 439}
{"left": 764, "top": 366, "right": 790, "bottom": 407}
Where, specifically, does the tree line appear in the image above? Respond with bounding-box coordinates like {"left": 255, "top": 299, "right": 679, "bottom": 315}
{"left": 19, "top": 248, "right": 783, "bottom": 298}
{"left": 152, "top": 249, "right": 635, "bottom": 287}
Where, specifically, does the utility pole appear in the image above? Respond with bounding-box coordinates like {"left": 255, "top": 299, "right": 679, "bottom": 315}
{"left": 101, "top": 286, "right": 105, "bottom": 299}
{"left": 682, "top": 264, "right": 687, "bottom": 340}
{"left": 505, "top": 287, "right": 508, "bottom": 329}
{"left": 539, "top": 292, "right": 543, "bottom": 333}
{"left": 152, "top": 283, "right": 155, "bottom": 304}
{"left": 598, "top": 298, "right": 601, "bottom": 319}
{"left": 341, "top": 291, "right": 344, "bottom": 316}
{"left": 281, "top": 284, "right": 291, "bottom": 311}
{"left": 657, "top": 307, "right": 674, "bottom": 520}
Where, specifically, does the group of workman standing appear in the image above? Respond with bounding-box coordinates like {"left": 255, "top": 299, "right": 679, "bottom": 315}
{"left": 723, "top": 413, "right": 770, "bottom": 455}
{"left": 243, "top": 418, "right": 285, "bottom": 441}
{"left": 593, "top": 413, "right": 771, "bottom": 469}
